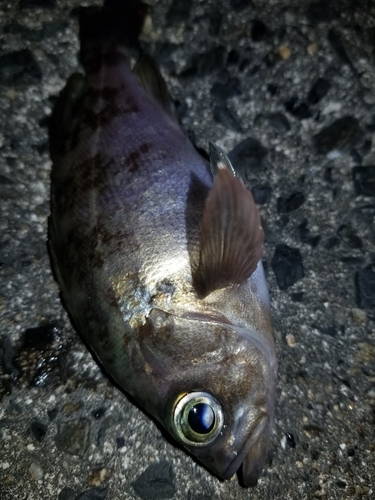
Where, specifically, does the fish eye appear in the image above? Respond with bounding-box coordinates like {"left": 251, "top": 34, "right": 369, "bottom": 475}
{"left": 170, "top": 392, "right": 224, "bottom": 447}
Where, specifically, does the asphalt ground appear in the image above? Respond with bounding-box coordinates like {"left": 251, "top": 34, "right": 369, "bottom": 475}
{"left": 1, "top": 1, "right": 375, "bottom": 499}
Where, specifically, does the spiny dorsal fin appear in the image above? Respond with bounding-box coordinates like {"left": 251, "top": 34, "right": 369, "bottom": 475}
{"left": 194, "top": 143, "right": 264, "bottom": 298}
{"left": 134, "top": 54, "right": 178, "bottom": 121}
{"left": 208, "top": 141, "right": 237, "bottom": 177}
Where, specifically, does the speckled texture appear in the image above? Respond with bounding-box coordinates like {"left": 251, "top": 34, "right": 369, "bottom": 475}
{"left": 1, "top": 1, "right": 375, "bottom": 499}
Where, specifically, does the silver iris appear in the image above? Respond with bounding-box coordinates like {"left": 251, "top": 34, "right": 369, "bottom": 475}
{"left": 170, "top": 391, "right": 224, "bottom": 446}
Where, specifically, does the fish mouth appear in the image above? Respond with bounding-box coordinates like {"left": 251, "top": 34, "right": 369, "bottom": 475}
{"left": 222, "top": 412, "right": 269, "bottom": 486}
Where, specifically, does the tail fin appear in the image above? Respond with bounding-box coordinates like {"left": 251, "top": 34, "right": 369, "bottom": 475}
{"left": 78, "top": 0, "right": 148, "bottom": 71}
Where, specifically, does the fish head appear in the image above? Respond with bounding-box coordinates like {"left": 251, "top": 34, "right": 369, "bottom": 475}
{"left": 137, "top": 308, "right": 277, "bottom": 486}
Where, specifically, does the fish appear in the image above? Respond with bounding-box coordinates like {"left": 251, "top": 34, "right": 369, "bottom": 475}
{"left": 48, "top": 0, "right": 277, "bottom": 486}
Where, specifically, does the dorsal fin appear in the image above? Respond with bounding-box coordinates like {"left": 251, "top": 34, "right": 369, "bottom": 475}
{"left": 134, "top": 54, "right": 178, "bottom": 122}
{"left": 208, "top": 142, "right": 237, "bottom": 177}
{"left": 194, "top": 143, "right": 264, "bottom": 298}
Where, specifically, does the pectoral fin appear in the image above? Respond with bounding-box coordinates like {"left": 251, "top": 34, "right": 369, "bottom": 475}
{"left": 194, "top": 144, "right": 264, "bottom": 298}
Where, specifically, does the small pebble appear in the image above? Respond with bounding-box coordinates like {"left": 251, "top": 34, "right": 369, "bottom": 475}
{"left": 29, "top": 462, "right": 44, "bottom": 480}
{"left": 279, "top": 45, "right": 292, "bottom": 60}
{"left": 286, "top": 334, "right": 296, "bottom": 346}
{"left": 351, "top": 308, "right": 367, "bottom": 323}
{"left": 88, "top": 467, "right": 111, "bottom": 487}
{"left": 307, "top": 43, "right": 318, "bottom": 55}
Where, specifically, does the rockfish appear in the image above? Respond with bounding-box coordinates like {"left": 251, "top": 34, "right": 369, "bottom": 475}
{"left": 49, "top": 0, "right": 277, "bottom": 486}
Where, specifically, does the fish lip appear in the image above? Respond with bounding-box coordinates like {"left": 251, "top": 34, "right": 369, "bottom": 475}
{"left": 221, "top": 439, "right": 253, "bottom": 482}
{"left": 221, "top": 412, "right": 268, "bottom": 483}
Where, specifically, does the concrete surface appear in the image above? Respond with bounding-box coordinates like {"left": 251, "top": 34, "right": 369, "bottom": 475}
{"left": 1, "top": 0, "right": 375, "bottom": 499}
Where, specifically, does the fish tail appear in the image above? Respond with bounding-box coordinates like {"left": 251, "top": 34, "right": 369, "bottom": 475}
{"left": 78, "top": 0, "right": 149, "bottom": 71}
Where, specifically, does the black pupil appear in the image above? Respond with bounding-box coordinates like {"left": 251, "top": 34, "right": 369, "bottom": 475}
{"left": 188, "top": 403, "right": 215, "bottom": 434}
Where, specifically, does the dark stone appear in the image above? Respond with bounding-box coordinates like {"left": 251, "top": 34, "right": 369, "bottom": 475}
{"left": 347, "top": 447, "right": 355, "bottom": 457}
{"left": 227, "top": 49, "right": 240, "bottom": 65}
{"left": 359, "top": 138, "right": 372, "bottom": 157}
{"left": 187, "top": 494, "right": 213, "bottom": 500}
{"left": 181, "top": 46, "right": 225, "bottom": 77}
{"left": 251, "top": 184, "right": 272, "bottom": 205}
{"left": 228, "top": 137, "right": 268, "bottom": 173}
{"left": 22, "top": 324, "right": 57, "bottom": 349}
{"left": 230, "top": 0, "right": 254, "bottom": 11}
{"left": 306, "top": 2, "right": 338, "bottom": 23}
{"left": 166, "top": 0, "right": 192, "bottom": 25}
{"left": 254, "top": 112, "right": 290, "bottom": 133}
{"left": 213, "top": 105, "right": 242, "bottom": 132}
{"left": 285, "top": 432, "right": 296, "bottom": 448}
{"left": 239, "top": 58, "right": 251, "bottom": 72}
{"left": 0, "top": 174, "right": 13, "bottom": 185}
{"left": 298, "top": 219, "right": 321, "bottom": 247}
{"left": 277, "top": 192, "right": 305, "bottom": 212}
{"left": 291, "top": 292, "right": 304, "bottom": 302}
{"left": 48, "top": 408, "right": 58, "bottom": 421}
{"left": 19, "top": 0, "right": 56, "bottom": 7}
{"left": 55, "top": 419, "right": 90, "bottom": 458}
{"left": 210, "top": 78, "right": 241, "bottom": 100}
{"left": 314, "top": 323, "right": 337, "bottom": 337}
{"left": 336, "top": 376, "right": 350, "bottom": 388}
{"left": 336, "top": 480, "right": 347, "bottom": 489}
{"left": 116, "top": 436, "right": 125, "bottom": 449}
{"left": 1, "top": 336, "right": 21, "bottom": 380}
{"left": 91, "top": 407, "right": 106, "bottom": 420}
{"left": 246, "top": 63, "right": 261, "bottom": 75}
{"left": 366, "top": 114, "right": 375, "bottom": 132}
{"left": 97, "top": 417, "right": 114, "bottom": 446}
{"left": 351, "top": 149, "right": 362, "bottom": 165}
{"left": 271, "top": 244, "right": 304, "bottom": 290}
{"left": 58, "top": 487, "right": 77, "bottom": 500}
{"left": 0, "top": 49, "right": 42, "bottom": 85}
{"left": 308, "top": 78, "right": 331, "bottom": 104}
{"left": 39, "top": 115, "right": 50, "bottom": 128}
{"left": 251, "top": 20, "right": 267, "bottom": 41}
{"left": 341, "top": 256, "right": 364, "bottom": 265}
{"left": 267, "top": 84, "right": 278, "bottom": 96}
{"left": 324, "top": 236, "right": 340, "bottom": 249}
{"left": 328, "top": 29, "right": 353, "bottom": 67}
{"left": 268, "top": 113, "right": 290, "bottom": 133}
{"left": 30, "top": 420, "right": 48, "bottom": 442}
{"left": 4, "top": 22, "right": 43, "bottom": 41}
{"left": 263, "top": 51, "right": 278, "bottom": 68}
{"left": 285, "top": 97, "right": 312, "bottom": 120}
{"left": 352, "top": 166, "right": 375, "bottom": 197}
{"left": 42, "top": 21, "right": 69, "bottom": 38}
{"left": 337, "top": 224, "right": 362, "bottom": 249}
{"left": 30, "top": 355, "right": 61, "bottom": 387}
{"left": 0, "top": 418, "right": 12, "bottom": 431}
{"left": 33, "top": 141, "right": 49, "bottom": 155}
{"left": 76, "top": 488, "right": 107, "bottom": 500}
{"left": 355, "top": 265, "right": 375, "bottom": 308}
{"left": 132, "top": 461, "right": 176, "bottom": 500}
{"left": 313, "top": 116, "right": 361, "bottom": 156}
{"left": 209, "top": 11, "right": 222, "bottom": 36}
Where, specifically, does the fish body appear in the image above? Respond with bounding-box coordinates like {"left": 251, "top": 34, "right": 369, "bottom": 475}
{"left": 49, "top": 0, "right": 277, "bottom": 486}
